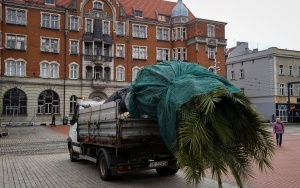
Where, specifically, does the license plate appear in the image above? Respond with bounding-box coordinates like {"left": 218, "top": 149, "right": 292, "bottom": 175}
{"left": 149, "top": 161, "right": 168, "bottom": 168}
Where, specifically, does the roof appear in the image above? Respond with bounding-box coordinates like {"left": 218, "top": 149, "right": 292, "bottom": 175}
{"left": 5, "top": 0, "right": 73, "bottom": 9}
{"left": 118, "top": 0, "right": 195, "bottom": 20}
{"left": 171, "top": 0, "right": 188, "bottom": 18}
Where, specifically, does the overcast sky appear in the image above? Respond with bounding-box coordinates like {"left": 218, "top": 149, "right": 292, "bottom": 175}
{"left": 170, "top": 0, "right": 300, "bottom": 51}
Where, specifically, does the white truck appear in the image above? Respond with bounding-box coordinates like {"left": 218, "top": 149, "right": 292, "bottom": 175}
{"left": 67, "top": 99, "right": 178, "bottom": 180}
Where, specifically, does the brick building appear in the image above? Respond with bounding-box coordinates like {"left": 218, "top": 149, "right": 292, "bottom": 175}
{"left": 0, "top": 0, "right": 227, "bottom": 125}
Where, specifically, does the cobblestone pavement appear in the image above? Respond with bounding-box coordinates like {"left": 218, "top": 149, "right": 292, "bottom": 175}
{"left": 1, "top": 125, "right": 300, "bottom": 188}
{"left": 0, "top": 126, "right": 239, "bottom": 188}
{"left": 0, "top": 126, "right": 68, "bottom": 155}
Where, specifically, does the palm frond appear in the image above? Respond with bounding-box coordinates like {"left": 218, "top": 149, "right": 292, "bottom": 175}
{"left": 175, "top": 88, "right": 275, "bottom": 188}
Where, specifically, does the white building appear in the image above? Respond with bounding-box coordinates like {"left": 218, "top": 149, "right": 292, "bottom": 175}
{"left": 227, "top": 42, "right": 300, "bottom": 122}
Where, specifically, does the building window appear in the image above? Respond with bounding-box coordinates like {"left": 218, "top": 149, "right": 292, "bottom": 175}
{"left": 156, "top": 27, "right": 169, "bottom": 41}
{"left": 298, "top": 66, "right": 300, "bottom": 76}
{"left": 103, "top": 21, "right": 110, "bottom": 34}
{"left": 279, "top": 65, "right": 284, "bottom": 75}
{"left": 208, "top": 47, "right": 215, "bottom": 59}
{"left": 70, "top": 16, "right": 79, "bottom": 31}
{"left": 37, "top": 90, "right": 60, "bottom": 114}
{"left": 288, "top": 65, "right": 293, "bottom": 76}
{"left": 94, "top": 66, "right": 102, "bottom": 80}
{"left": 6, "top": 8, "right": 27, "bottom": 25}
{"left": 69, "top": 63, "right": 78, "bottom": 79}
{"left": 133, "top": 46, "right": 147, "bottom": 60}
{"left": 132, "top": 67, "right": 140, "bottom": 81}
{"left": 172, "top": 27, "right": 186, "bottom": 41}
{"left": 45, "top": 0, "right": 55, "bottom": 4}
{"left": 156, "top": 48, "right": 170, "bottom": 61}
{"left": 279, "top": 83, "right": 284, "bottom": 96}
{"left": 2, "top": 88, "right": 27, "bottom": 115}
{"left": 86, "top": 19, "right": 93, "bottom": 33}
{"left": 208, "top": 67, "right": 215, "bottom": 73}
{"left": 290, "top": 84, "right": 294, "bottom": 96}
{"left": 231, "top": 71, "right": 235, "bottom": 80}
{"left": 240, "top": 69, "right": 244, "bottom": 79}
{"left": 5, "top": 60, "right": 26, "bottom": 77}
{"left": 116, "top": 44, "right": 125, "bottom": 58}
{"left": 240, "top": 88, "right": 245, "bottom": 94}
{"left": 133, "top": 24, "right": 147, "bottom": 38}
{"left": 70, "top": 40, "right": 79, "bottom": 54}
{"left": 41, "top": 37, "right": 59, "bottom": 53}
{"left": 207, "top": 24, "right": 215, "bottom": 37}
{"left": 117, "top": 22, "right": 124, "bottom": 36}
{"left": 116, "top": 66, "right": 125, "bottom": 81}
{"left": 93, "top": 1, "right": 103, "bottom": 10}
{"left": 158, "top": 14, "right": 166, "bottom": 22}
{"left": 298, "top": 84, "right": 300, "bottom": 96}
{"left": 6, "top": 34, "right": 26, "bottom": 50}
{"left": 40, "top": 62, "right": 59, "bottom": 78}
{"left": 172, "top": 48, "right": 187, "bottom": 61}
{"left": 41, "top": 12, "right": 59, "bottom": 29}
{"left": 134, "top": 10, "right": 143, "bottom": 17}
{"left": 70, "top": 95, "right": 77, "bottom": 114}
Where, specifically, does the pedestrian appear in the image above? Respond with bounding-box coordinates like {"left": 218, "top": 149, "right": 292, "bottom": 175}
{"left": 273, "top": 117, "right": 284, "bottom": 146}
{"left": 51, "top": 114, "right": 56, "bottom": 127}
{"left": 272, "top": 114, "right": 275, "bottom": 122}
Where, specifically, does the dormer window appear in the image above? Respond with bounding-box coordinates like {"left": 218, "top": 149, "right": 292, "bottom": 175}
{"left": 134, "top": 9, "right": 143, "bottom": 17}
{"left": 158, "top": 15, "right": 166, "bottom": 22}
{"left": 45, "top": 0, "right": 55, "bottom": 5}
{"left": 93, "top": 1, "right": 103, "bottom": 10}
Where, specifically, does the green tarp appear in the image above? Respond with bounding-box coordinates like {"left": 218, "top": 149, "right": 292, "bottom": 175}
{"left": 127, "top": 61, "right": 240, "bottom": 151}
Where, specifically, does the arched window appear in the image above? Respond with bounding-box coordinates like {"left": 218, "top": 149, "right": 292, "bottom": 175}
{"left": 70, "top": 95, "right": 77, "bottom": 114}
{"left": 132, "top": 67, "right": 140, "bottom": 81}
{"left": 5, "top": 59, "right": 26, "bottom": 77}
{"left": 86, "top": 66, "right": 93, "bottom": 80}
{"left": 40, "top": 61, "right": 59, "bottom": 78}
{"left": 94, "top": 66, "right": 103, "bottom": 79}
{"left": 116, "top": 66, "right": 125, "bottom": 81}
{"left": 2, "top": 87, "right": 27, "bottom": 115}
{"left": 104, "top": 67, "right": 111, "bottom": 81}
{"left": 37, "top": 90, "right": 60, "bottom": 114}
{"left": 69, "top": 63, "right": 79, "bottom": 79}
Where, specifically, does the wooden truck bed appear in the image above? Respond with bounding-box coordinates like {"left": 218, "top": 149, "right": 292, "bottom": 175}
{"left": 77, "top": 101, "right": 164, "bottom": 149}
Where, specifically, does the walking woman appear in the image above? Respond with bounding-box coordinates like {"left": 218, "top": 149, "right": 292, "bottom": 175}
{"left": 273, "top": 117, "right": 285, "bottom": 146}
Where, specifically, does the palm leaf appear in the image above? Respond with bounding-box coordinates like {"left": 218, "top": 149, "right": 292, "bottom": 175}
{"left": 175, "top": 88, "right": 275, "bottom": 188}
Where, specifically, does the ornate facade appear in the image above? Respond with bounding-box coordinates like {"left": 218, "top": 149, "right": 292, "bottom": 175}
{"left": 0, "top": 0, "right": 227, "bottom": 125}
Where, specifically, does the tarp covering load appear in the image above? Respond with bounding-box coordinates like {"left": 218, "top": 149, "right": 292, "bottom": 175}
{"left": 126, "top": 61, "right": 275, "bottom": 187}
{"left": 104, "top": 88, "right": 129, "bottom": 114}
{"left": 126, "top": 61, "right": 240, "bottom": 151}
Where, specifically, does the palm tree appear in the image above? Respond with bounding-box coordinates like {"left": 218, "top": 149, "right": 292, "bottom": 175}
{"left": 175, "top": 87, "right": 275, "bottom": 188}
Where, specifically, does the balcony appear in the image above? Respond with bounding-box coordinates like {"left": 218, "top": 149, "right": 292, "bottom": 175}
{"left": 83, "top": 54, "right": 113, "bottom": 62}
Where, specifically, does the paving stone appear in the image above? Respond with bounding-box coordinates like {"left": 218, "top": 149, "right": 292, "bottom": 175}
{"left": 1, "top": 125, "right": 300, "bottom": 187}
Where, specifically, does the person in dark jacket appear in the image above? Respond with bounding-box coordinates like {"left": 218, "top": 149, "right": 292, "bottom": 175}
{"left": 273, "top": 117, "right": 284, "bottom": 146}
{"left": 51, "top": 114, "right": 56, "bottom": 127}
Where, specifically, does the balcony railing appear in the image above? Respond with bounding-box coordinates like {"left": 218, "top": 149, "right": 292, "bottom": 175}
{"left": 83, "top": 54, "right": 113, "bottom": 62}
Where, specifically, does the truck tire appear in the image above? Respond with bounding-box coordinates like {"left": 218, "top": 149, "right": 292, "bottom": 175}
{"left": 69, "top": 147, "right": 77, "bottom": 162}
{"left": 98, "top": 152, "right": 112, "bottom": 181}
{"left": 156, "top": 167, "right": 179, "bottom": 175}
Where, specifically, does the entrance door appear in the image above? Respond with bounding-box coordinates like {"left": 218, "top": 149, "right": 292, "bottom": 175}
{"left": 278, "top": 105, "right": 288, "bottom": 122}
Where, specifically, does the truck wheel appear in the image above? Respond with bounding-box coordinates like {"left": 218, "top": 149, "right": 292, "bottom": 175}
{"left": 156, "top": 167, "right": 179, "bottom": 175}
{"left": 69, "top": 147, "right": 77, "bottom": 162}
{"left": 98, "top": 152, "right": 112, "bottom": 181}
